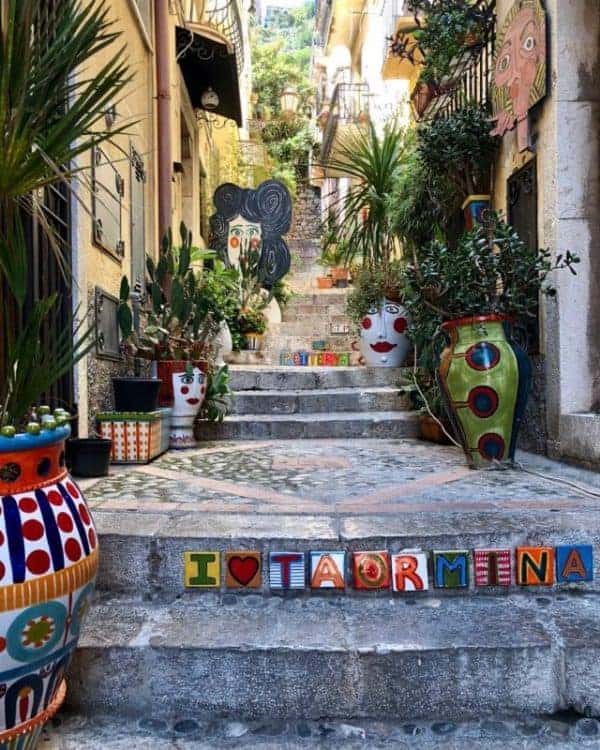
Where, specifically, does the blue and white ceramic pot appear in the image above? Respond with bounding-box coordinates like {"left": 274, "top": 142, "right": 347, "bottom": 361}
{"left": 0, "top": 426, "right": 98, "bottom": 748}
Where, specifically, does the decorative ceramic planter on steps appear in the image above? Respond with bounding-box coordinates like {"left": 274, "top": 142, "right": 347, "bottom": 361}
{"left": 0, "top": 425, "right": 98, "bottom": 748}
{"left": 438, "top": 315, "right": 532, "bottom": 468}
{"left": 157, "top": 361, "right": 207, "bottom": 449}
{"left": 357, "top": 299, "right": 410, "bottom": 367}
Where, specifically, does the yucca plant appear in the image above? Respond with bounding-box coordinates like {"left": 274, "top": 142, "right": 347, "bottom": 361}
{"left": 322, "top": 119, "right": 406, "bottom": 271}
{"left": 0, "top": 0, "right": 131, "bottom": 428}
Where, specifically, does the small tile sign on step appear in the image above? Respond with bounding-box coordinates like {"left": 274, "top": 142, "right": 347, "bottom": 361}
{"left": 183, "top": 545, "right": 594, "bottom": 592}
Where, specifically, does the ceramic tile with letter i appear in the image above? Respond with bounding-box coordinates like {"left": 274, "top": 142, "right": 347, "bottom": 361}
{"left": 184, "top": 551, "right": 220, "bottom": 588}
{"left": 474, "top": 548, "right": 511, "bottom": 586}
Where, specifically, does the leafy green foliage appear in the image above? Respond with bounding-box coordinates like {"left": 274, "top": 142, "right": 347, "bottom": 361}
{"left": 407, "top": 0, "right": 494, "bottom": 84}
{"left": 346, "top": 264, "right": 405, "bottom": 330}
{"left": 0, "top": 0, "right": 129, "bottom": 428}
{"left": 323, "top": 120, "right": 407, "bottom": 270}
{"left": 416, "top": 105, "right": 499, "bottom": 196}
{"left": 403, "top": 218, "right": 580, "bottom": 323}
{"left": 199, "top": 365, "right": 233, "bottom": 422}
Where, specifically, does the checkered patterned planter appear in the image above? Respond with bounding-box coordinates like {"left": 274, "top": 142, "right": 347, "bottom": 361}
{"left": 96, "top": 409, "right": 172, "bottom": 464}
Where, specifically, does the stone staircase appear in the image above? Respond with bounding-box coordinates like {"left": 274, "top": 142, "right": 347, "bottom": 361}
{"left": 200, "top": 365, "right": 419, "bottom": 440}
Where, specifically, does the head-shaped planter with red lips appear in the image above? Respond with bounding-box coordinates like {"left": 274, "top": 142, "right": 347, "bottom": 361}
{"left": 360, "top": 299, "right": 411, "bottom": 367}
{"left": 172, "top": 367, "right": 206, "bottom": 417}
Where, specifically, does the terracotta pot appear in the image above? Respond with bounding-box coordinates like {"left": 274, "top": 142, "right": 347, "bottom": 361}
{"left": 330, "top": 267, "right": 349, "bottom": 282}
{"left": 0, "top": 425, "right": 97, "bottom": 745}
{"left": 438, "top": 315, "right": 532, "bottom": 468}
{"left": 316, "top": 277, "right": 333, "bottom": 289}
{"left": 156, "top": 360, "right": 208, "bottom": 449}
{"left": 358, "top": 298, "right": 411, "bottom": 367}
{"left": 419, "top": 414, "right": 453, "bottom": 445}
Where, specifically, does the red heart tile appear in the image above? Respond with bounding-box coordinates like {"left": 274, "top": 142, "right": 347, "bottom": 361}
{"left": 228, "top": 555, "right": 260, "bottom": 586}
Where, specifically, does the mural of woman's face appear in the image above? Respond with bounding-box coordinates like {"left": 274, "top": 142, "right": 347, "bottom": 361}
{"left": 227, "top": 215, "right": 262, "bottom": 268}
{"left": 172, "top": 368, "right": 206, "bottom": 415}
{"left": 494, "top": 7, "right": 545, "bottom": 121}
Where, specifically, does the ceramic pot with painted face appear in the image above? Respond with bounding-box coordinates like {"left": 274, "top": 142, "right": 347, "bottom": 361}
{"left": 0, "top": 425, "right": 97, "bottom": 748}
{"left": 156, "top": 361, "right": 207, "bottom": 449}
{"left": 437, "top": 315, "right": 532, "bottom": 468}
{"left": 359, "top": 299, "right": 411, "bottom": 367}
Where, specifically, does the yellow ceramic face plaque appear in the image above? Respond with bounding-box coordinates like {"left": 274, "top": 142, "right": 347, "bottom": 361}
{"left": 184, "top": 551, "right": 220, "bottom": 588}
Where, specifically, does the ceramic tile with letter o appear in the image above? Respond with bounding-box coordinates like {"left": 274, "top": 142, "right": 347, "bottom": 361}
{"left": 352, "top": 551, "right": 391, "bottom": 590}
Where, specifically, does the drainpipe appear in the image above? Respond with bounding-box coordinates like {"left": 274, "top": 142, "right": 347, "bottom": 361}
{"left": 155, "top": 0, "right": 172, "bottom": 239}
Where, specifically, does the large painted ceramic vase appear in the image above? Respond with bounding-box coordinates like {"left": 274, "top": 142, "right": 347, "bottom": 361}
{"left": 438, "top": 315, "right": 532, "bottom": 468}
{"left": 157, "top": 361, "right": 207, "bottom": 449}
{"left": 0, "top": 425, "right": 97, "bottom": 748}
{"left": 359, "top": 299, "right": 411, "bottom": 367}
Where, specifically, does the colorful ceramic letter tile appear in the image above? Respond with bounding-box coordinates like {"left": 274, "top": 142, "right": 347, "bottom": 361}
{"left": 352, "top": 551, "right": 391, "bottom": 590}
{"left": 184, "top": 551, "right": 220, "bottom": 588}
{"left": 556, "top": 545, "right": 593, "bottom": 583}
{"left": 225, "top": 551, "right": 261, "bottom": 589}
{"left": 310, "top": 551, "right": 346, "bottom": 589}
{"left": 516, "top": 546, "right": 555, "bottom": 585}
{"left": 434, "top": 550, "right": 470, "bottom": 589}
{"left": 392, "top": 551, "right": 429, "bottom": 592}
{"left": 474, "top": 548, "right": 512, "bottom": 586}
{"left": 269, "top": 552, "right": 305, "bottom": 590}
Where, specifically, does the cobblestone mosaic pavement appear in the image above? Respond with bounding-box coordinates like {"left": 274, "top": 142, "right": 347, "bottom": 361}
{"left": 80, "top": 438, "right": 600, "bottom": 518}
{"left": 43, "top": 711, "right": 600, "bottom": 749}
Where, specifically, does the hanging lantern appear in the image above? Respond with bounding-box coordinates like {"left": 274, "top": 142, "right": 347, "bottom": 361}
{"left": 201, "top": 87, "right": 220, "bottom": 111}
{"left": 280, "top": 86, "right": 300, "bottom": 118}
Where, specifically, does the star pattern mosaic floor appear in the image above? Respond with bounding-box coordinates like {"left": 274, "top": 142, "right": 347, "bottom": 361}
{"left": 80, "top": 439, "right": 600, "bottom": 518}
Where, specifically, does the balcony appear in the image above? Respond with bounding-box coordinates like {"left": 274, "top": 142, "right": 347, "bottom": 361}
{"left": 320, "top": 83, "right": 370, "bottom": 172}
{"left": 182, "top": 0, "right": 245, "bottom": 73}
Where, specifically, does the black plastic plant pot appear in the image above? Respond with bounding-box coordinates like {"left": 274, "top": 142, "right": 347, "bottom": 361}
{"left": 112, "top": 377, "right": 160, "bottom": 413}
{"left": 66, "top": 438, "right": 112, "bottom": 478}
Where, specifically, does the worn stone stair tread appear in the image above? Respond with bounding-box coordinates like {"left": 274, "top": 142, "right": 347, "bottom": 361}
{"left": 66, "top": 593, "right": 599, "bottom": 721}
{"left": 216, "top": 411, "right": 417, "bottom": 423}
{"left": 228, "top": 366, "right": 410, "bottom": 391}
{"left": 232, "top": 385, "right": 407, "bottom": 413}
{"left": 43, "top": 712, "right": 600, "bottom": 749}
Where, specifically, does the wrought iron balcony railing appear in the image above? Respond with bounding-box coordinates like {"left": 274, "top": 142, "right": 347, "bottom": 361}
{"left": 183, "top": 0, "right": 245, "bottom": 73}
{"left": 321, "top": 83, "right": 370, "bottom": 162}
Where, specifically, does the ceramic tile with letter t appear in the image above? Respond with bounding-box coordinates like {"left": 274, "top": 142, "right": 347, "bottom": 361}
{"left": 352, "top": 551, "right": 391, "bottom": 590}
{"left": 269, "top": 552, "right": 306, "bottom": 590}
{"left": 184, "top": 551, "right": 220, "bottom": 588}
{"left": 225, "top": 551, "right": 262, "bottom": 589}
{"left": 310, "top": 551, "right": 346, "bottom": 589}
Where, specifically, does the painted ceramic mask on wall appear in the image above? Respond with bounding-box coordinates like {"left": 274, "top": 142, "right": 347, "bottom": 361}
{"left": 172, "top": 368, "right": 206, "bottom": 416}
{"left": 209, "top": 179, "right": 293, "bottom": 288}
{"left": 227, "top": 216, "right": 262, "bottom": 269}
{"left": 360, "top": 299, "right": 411, "bottom": 367}
{"left": 491, "top": 0, "right": 546, "bottom": 152}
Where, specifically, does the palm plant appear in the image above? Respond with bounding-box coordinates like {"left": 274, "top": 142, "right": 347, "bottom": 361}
{"left": 322, "top": 119, "right": 406, "bottom": 271}
{"left": 0, "top": 0, "right": 130, "bottom": 428}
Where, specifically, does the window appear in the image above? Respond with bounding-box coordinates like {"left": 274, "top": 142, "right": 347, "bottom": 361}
{"left": 92, "top": 146, "right": 124, "bottom": 260}
{"left": 132, "top": 0, "right": 151, "bottom": 33}
{"left": 130, "top": 146, "right": 147, "bottom": 294}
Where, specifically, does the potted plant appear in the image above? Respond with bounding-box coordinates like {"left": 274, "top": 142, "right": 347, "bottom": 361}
{"left": 0, "top": 0, "right": 128, "bottom": 743}
{"left": 194, "top": 365, "right": 234, "bottom": 440}
{"left": 234, "top": 236, "right": 272, "bottom": 350}
{"left": 66, "top": 431, "right": 112, "bottom": 478}
{"left": 319, "top": 243, "right": 352, "bottom": 287}
{"left": 324, "top": 120, "right": 412, "bottom": 367}
{"left": 416, "top": 105, "right": 499, "bottom": 228}
{"left": 237, "top": 308, "right": 268, "bottom": 351}
{"left": 404, "top": 218, "right": 579, "bottom": 467}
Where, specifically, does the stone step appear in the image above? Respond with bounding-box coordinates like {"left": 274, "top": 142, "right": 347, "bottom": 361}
{"left": 44, "top": 710, "right": 600, "bottom": 748}
{"left": 228, "top": 366, "right": 408, "bottom": 391}
{"left": 198, "top": 411, "right": 420, "bottom": 440}
{"left": 232, "top": 387, "right": 409, "bottom": 415}
{"left": 289, "top": 292, "right": 350, "bottom": 306}
{"left": 282, "top": 304, "right": 348, "bottom": 319}
{"left": 275, "top": 321, "right": 351, "bottom": 336}
{"left": 66, "top": 593, "right": 600, "bottom": 723}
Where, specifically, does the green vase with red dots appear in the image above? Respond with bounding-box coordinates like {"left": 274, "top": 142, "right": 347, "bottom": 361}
{"left": 437, "top": 315, "right": 532, "bottom": 468}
